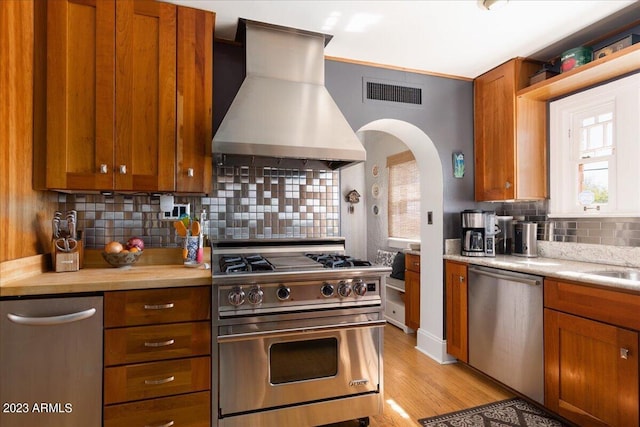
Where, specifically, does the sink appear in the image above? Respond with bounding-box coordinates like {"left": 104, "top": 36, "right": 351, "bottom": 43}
{"left": 587, "top": 270, "right": 640, "bottom": 281}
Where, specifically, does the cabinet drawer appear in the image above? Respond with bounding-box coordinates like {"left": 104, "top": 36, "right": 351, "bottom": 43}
{"left": 405, "top": 253, "right": 420, "bottom": 273}
{"left": 385, "top": 300, "right": 405, "bottom": 324}
{"left": 104, "top": 356, "right": 210, "bottom": 404}
{"left": 544, "top": 279, "right": 640, "bottom": 331}
{"left": 104, "top": 391, "right": 210, "bottom": 427}
{"left": 105, "top": 287, "right": 210, "bottom": 327}
{"left": 105, "top": 321, "right": 211, "bottom": 366}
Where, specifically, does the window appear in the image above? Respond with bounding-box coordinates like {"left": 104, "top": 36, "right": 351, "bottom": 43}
{"left": 549, "top": 73, "right": 640, "bottom": 217}
{"left": 387, "top": 150, "right": 420, "bottom": 239}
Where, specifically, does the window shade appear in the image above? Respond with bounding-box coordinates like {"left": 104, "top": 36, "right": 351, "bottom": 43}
{"left": 387, "top": 151, "right": 420, "bottom": 239}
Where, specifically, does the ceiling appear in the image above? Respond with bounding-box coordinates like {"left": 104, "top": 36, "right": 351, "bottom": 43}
{"left": 168, "top": 0, "right": 640, "bottom": 79}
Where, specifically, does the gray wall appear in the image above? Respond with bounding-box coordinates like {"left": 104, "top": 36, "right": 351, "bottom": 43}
{"left": 326, "top": 61, "right": 476, "bottom": 240}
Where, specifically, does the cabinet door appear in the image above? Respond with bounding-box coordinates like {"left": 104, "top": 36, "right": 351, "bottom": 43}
{"left": 404, "top": 270, "right": 420, "bottom": 330}
{"left": 176, "top": 6, "right": 214, "bottom": 194}
{"left": 474, "top": 60, "right": 516, "bottom": 201}
{"left": 115, "top": 0, "right": 176, "bottom": 191}
{"left": 545, "top": 309, "right": 639, "bottom": 427}
{"left": 445, "top": 260, "right": 467, "bottom": 362}
{"left": 47, "top": 0, "right": 115, "bottom": 190}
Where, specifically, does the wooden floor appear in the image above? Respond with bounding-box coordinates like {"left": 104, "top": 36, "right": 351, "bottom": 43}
{"left": 327, "top": 324, "right": 513, "bottom": 427}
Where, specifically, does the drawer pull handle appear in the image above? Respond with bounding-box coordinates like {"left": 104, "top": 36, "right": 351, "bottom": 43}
{"left": 144, "top": 375, "right": 175, "bottom": 386}
{"left": 144, "top": 339, "right": 175, "bottom": 348}
{"left": 143, "top": 303, "right": 175, "bottom": 310}
{"left": 145, "top": 420, "right": 175, "bottom": 427}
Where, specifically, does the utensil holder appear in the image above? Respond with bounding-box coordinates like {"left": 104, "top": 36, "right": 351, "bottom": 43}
{"left": 52, "top": 240, "right": 83, "bottom": 272}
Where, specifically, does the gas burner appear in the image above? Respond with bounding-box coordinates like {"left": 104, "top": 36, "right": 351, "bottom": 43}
{"left": 306, "top": 254, "right": 372, "bottom": 269}
{"left": 219, "top": 255, "right": 275, "bottom": 273}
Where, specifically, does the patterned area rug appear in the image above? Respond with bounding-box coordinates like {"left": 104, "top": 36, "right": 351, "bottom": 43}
{"left": 418, "top": 398, "right": 570, "bottom": 427}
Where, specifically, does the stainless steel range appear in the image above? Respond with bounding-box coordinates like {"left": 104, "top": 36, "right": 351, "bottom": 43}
{"left": 211, "top": 238, "right": 390, "bottom": 427}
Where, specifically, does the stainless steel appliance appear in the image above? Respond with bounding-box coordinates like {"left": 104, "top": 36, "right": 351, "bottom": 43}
{"left": 514, "top": 221, "right": 538, "bottom": 257}
{"left": 495, "top": 215, "right": 513, "bottom": 254}
{"left": 213, "top": 19, "right": 366, "bottom": 170}
{"left": 461, "top": 210, "right": 485, "bottom": 257}
{"left": 212, "top": 238, "right": 390, "bottom": 427}
{"left": 468, "top": 266, "right": 544, "bottom": 403}
{"left": 484, "top": 211, "right": 497, "bottom": 257}
{"left": 0, "top": 296, "right": 103, "bottom": 427}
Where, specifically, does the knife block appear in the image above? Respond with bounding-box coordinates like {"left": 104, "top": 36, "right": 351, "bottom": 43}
{"left": 52, "top": 240, "right": 83, "bottom": 272}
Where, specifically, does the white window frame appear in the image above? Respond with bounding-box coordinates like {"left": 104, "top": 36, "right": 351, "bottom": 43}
{"left": 549, "top": 73, "right": 640, "bottom": 217}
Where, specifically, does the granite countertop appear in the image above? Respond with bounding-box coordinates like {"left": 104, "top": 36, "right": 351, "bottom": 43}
{"left": 444, "top": 240, "right": 640, "bottom": 294}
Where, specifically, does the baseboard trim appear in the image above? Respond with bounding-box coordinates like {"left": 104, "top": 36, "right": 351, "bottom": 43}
{"left": 415, "top": 328, "right": 458, "bottom": 365}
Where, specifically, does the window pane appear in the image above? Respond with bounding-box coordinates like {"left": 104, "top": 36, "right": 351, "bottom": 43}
{"left": 579, "top": 161, "right": 608, "bottom": 204}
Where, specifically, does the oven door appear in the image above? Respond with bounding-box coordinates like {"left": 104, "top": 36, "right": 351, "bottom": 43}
{"left": 217, "top": 316, "right": 384, "bottom": 417}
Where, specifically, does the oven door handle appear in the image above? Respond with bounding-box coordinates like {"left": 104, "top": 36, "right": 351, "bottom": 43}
{"left": 217, "top": 319, "right": 387, "bottom": 343}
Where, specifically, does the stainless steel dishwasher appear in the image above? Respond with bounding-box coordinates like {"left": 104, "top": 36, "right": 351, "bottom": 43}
{"left": 467, "top": 265, "right": 543, "bottom": 404}
{"left": 0, "top": 295, "right": 103, "bottom": 427}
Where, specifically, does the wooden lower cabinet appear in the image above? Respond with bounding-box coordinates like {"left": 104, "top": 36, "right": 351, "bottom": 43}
{"left": 104, "top": 391, "right": 210, "bottom": 427}
{"left": 544, "top": 280, "right": 640, "bottom": 427}
{"left": 444, "top": 260, "right": 468, "bottom": 362}
{"left": 104, "top": 287, "right": 212, "bottom": 425}
{"left": 405, "top": 253, "right": 420, "bottom": 330}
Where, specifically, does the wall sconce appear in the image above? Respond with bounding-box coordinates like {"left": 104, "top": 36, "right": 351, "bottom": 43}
{"left": 345, "top": 189, "right": 361, "bottom": 214}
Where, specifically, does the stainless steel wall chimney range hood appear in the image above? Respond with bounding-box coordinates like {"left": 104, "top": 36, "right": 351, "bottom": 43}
{"left": 212, "top": 19, "right": 366, "bottom": 170}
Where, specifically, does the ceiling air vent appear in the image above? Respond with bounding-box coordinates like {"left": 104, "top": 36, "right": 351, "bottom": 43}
{"left": 363, "top": 78, "right": 423, "bottom": 107}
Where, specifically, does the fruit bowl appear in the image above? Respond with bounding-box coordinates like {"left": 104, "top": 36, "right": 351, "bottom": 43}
{"left": 102, "top": 250, "right": 143, "bottom": 268}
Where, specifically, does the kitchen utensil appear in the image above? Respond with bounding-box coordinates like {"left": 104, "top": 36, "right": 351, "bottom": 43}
{"left": 174, "top": 220, "right": 187, "bottom": 237}
{"left": 55, "top": 237, "right": 78, "bottom": 253}
{"left": 196, "top": 233, "right": 204, "bottom": 264}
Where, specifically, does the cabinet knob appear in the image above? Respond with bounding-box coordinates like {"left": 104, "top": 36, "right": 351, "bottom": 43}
{"left": 187, "top": 168, "right": 194, "bottom": 177}
{"left": 100, "top": 164, "right": 108, "bottom": 174}
{"left": 621, "top": 347, "right": 630, "bottom": 359}
{"left": 119, "top": 165, "right": 127, "bottom": 174}
{"left": 505, "top": 181, "right": 512, "bottom": 189}
{"left": 459, "top": 275, "right": 465, "bottom": 283}
{"left": 145, "top": 420, "right": 175, "bottom": 427}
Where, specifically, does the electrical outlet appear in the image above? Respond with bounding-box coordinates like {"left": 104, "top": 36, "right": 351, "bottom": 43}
{"left": 160, "top": 203, "right": 190, "bottom": 220}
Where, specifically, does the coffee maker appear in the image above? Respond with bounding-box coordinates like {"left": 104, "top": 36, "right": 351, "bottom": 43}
{"left": 461, "top": 210, "right": 485, "bottom": 257}
{"left": 484, "top": 211, "right": 497, "bottom": 257}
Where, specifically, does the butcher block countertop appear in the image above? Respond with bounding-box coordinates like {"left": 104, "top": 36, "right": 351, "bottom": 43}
{"left": 0, "top": 248, "right": 212, "bottom": 297}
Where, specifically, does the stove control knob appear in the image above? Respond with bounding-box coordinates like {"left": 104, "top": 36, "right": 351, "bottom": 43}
{"left": 276, "top": 286, "right": 291, "bottom": 301}
{"left": 353, "top": 280, "right": 367, "bottom": 297}
{"left": 247, "top": 286, "right": 264, "bottom": 305}
{"left": 228, "top": 287, "right": 245, "bottom": 307}
{"left": 337, "top": 281, "right": 352, "bottom": 298}
{"left": 321, "top": 283, "right": 335, "bottom": 298}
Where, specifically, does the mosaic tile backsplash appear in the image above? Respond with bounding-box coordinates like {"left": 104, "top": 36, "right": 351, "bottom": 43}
{"left": 58, "top": 178, "right": 638, "bottom": 249}
{"left": 209, "top": 165, "right": 340, "bottom": 240}
{"left": 57, "top": 166, "right": 340, "bottom": 249}
{"left": 498, "top": 200, "right": 640, "bottom": 247}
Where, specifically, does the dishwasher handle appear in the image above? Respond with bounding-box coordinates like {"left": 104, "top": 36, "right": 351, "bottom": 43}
{"left": 7, "top": 307, "right": 97, "bottom": 326}
{"left": 469, "top": 266, "right": 542, "bottom": 287}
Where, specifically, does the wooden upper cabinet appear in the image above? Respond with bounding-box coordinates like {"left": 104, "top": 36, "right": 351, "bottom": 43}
{"left": 474, "top": 58, "right": 547, "bottom": 201}
{"left": 115, "top": 0, "right": 176, "bottom": 192}
{"left": 46, "top": 0, "right": 116, "bottom": 190}
{"left": 176, "top": 7, "right": 214, "bottom": 194}
{"left": 45, "top": 0, "right": 215, "bottom": 193}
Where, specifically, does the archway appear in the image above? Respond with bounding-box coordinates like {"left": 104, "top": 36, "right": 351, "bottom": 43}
{"left": 355, "top": 119, "right": 452, "bottom": 363}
